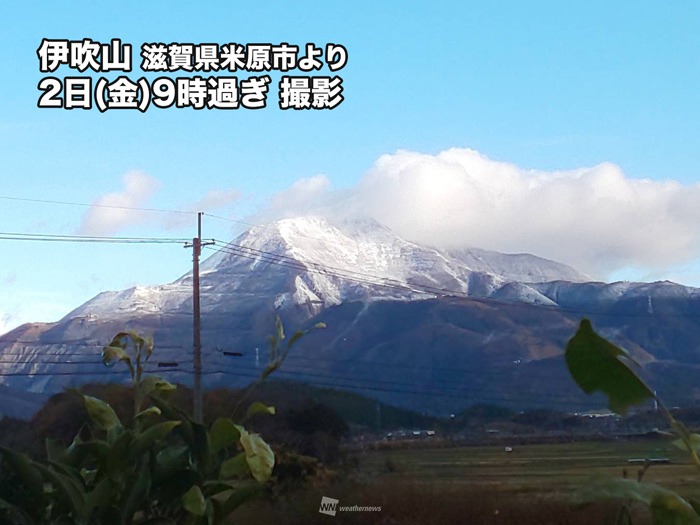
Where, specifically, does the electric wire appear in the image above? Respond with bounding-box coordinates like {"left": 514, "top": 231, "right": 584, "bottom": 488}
{"left": 0, "top": 196, "right": 697, "bottom": 409}
{"left": 0, "top": 195, "right": 196, "bottom": 215}
{"left": 0, "top": 232, "right": 189, "bottom": 244}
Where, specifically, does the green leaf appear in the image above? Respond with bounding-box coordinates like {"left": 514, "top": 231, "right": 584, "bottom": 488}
{"left": 45, "top": 438, "right": 66, "bottom": 463}
{"left": 102, "top": 345, "right": 133, "bottom": 372}
{"left": 219, "top": 453, "right": 250, "bottom": 480}
{"left": 0, "top": 498, "right": 34, "bottom": 525}
{"left": 140, "top": 375, "right": 176, "bottom": 398}
{"left": 84, "top": 477, "right": 113, "bottom": 517}
{"left": 150, "top": 395, "right": 194, "bottom": 445}
{"left": 80, "top": 467, "right": 97, "bottom": 484}
{"left": 84, "top": 395, "right": 123, "bottom": 432}
{"left": 689, "top": 499, "right": 700, "bottom": 517}
{"left": 34, "top": 463, "right": 86, "bottom": 520}
{"left": 651, "top": 492, "right": 700, "bottom": 524}
{"left": 46, "top": 426, "right": 89, "bottom": 466}
{"left": 130, "top": 421, "right": 180, "bottom": 459}
{"left": 182, "top": 485, "right": 206, "bottom": 517}
{"left": 124, "top": 330, "right": 146, "bottom": 348}
{"left": 210, "top": 418, "right": 240, "bottom": 455}
{"left": 673, "top": 434, "right": 700, "bottom": 454}
{"left": 0, "top": 446, "right": 44, "bottom": 503}
{"left": 286, "top": 330, "right": 305, "bottom": 349}
{"left": 105, "top": 429, "right": 134, "bottom": 478}
{"left": 120, "top": 461, "right": 152, "bottom": 524}
{"left": 214, "top": 482, "right": 262, "bottom": 520}
{"left": 143, "top": 334, "right": 155, "bottom": 360}
{"left": 565, "top": 319, "right": 654, "bottom": 415}
{"left": 79, "top": 440, "right": 110, "bottom": 463}
{"left": 135, "top": 406, "right": 162, "bottom": 420}
{"left": 274, "top": 316, "right": 285, "bottom": 343}
{"left": 105, "top": 332, "right": 129, "bottom": 350}
{"left": 245, "top": 402, "right": 276, "bottom": 420}
{"left": 575, "top": 475, "right": 700, "bottom": 524}
{"left": 236, "top": 425, "right": 274, "bottom": 483}
{"left": 155, "top": 445, "right": 190, "bottom": 476}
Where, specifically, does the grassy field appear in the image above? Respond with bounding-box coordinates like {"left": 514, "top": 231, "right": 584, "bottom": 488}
{"left": 357, "top": 439, "right": 700, "bottom": 499}
{"left": 229, "top": 439, "right": 700, "bottom": 524}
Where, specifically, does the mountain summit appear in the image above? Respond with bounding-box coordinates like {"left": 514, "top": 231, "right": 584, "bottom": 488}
{"left": 2, "top": 216, "right": 700, "bottom": 415}
{"left": 66, "top": 216, "right": 591, "bottom": 321}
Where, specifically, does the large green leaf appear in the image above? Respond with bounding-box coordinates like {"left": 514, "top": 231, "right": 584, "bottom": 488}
{"left": 209, "top": 418, "right": 240, "bottom": 455}
{"left": 150, "top": 395, "right": 194, "bottom": 446}
{"left": 219, "top": 453, "right": 249, "bottom": 480}
{"left": 105, "top": 429, "right": 135, "bottom": 480}
{"left": 565, "top": 319, "right": 654, "bottom": 415}
{"left": 575, "top": 476, "right": 700, "bottom": 524}
{"left": 101, "top": 345, "right": 134, "bottom": 377}
{"left": 673, "top": 433, "right": 700, "bottom": 458}
{"left": 84, "top": 477, "right": 114, "bottom": 518}
{"left": 182, "top": 485, "right": 206, "bottom": 517}
{"left": 0, "top": 499, "right": 34, "bottom": 525}
{"left": 0, "top": 446, "right": 44, "bottom": 503}
{"left": 79, "top": 440, "right": 111, "bottom": 464}
{"left": 245, "top": 402, "right": 276, "bottom": 421}
{"left": 119, "top": 461, "right": 152, "bottom": 524}
{"left": 134, "top": 406, "right": 162, "bottom": 421}
{"left": 235, "top": 425, "right": 274, "bottom": 483}
{"left": 46, "top": 426, "right": 89, "bottom": 467}
{"left": 140, "top": 376, "right": 176, "bottom": 398}
{"left": 651, "top": 492, "right": 700, "bottom": 525}
{"left": 84, "top": 395, "right": 123, "bottom": 432}
{"left": 130, "top": 421, "right": 180, "bottom": 460}
{"left": 213, "top": 482, "right": 262, "bottom": 520}
{"left": 34, "top": 463, "right": 86, "bottom": 520}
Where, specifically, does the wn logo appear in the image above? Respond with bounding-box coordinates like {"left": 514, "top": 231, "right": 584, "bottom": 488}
{"left": 319, "top": 496, "right": 339, "bottom": 516}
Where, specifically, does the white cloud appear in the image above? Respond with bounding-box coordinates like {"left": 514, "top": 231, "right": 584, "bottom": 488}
{"left": 269, "top": 175, "right": 331, "bottom": 215}
{"left": 77, "top": 171, "right": 242, "bottom": 234}
{"left": 194, "top": 189, "right": 242, "bottom": 210}
{"left": 164, "top": 189, "right": 242, "bottom": 229}
{"left": 77, "top": 170, "right": 161, "bottom": 236}
{"left": 259, "top": 148, "right": 700, "bottom": 280}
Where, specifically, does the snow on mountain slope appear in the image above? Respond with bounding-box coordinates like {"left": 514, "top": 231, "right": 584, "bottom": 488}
{"left": 64, "top": 216, "right": 591, "bottom": 321}
{"left": 6, "top": 215, "right": 700, "bottom": 411}
{"left": 65, "top": 216, "right": 700, "bottom": 328}
{"left": 447, "top": 247, "right": 591, "bottom": 284}
{"left": 91, "top": 217, "right": 592, "bottom": 315}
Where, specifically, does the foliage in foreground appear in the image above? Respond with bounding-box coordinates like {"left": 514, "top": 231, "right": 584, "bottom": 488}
{"left": 566, "top": 319, "right": 700, "bottom": 524}
{"left": 0, "top": 317, "right": 323, "bottom": 524}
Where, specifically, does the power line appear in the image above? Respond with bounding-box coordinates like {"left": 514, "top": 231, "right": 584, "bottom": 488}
{"left": 202, "top": 212, "right": 258, "bottom": 229}
{"left": 0, "top": 364, "right": 589, "bottom": 408}
{"left": 0, "top": 195, "right": 195, "bottom": 216}
{"left": 0, "top": 339, "right": 610, "bottom": 403}
{"left": 0, "top": 232, "right": 189, "bottom": 244}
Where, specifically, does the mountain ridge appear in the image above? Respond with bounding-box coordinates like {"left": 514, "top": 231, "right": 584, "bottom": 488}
{"left": 2, "top": 215, "right": 699, "bottom": 415}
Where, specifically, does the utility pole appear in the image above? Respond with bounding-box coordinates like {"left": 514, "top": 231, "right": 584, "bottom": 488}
{"left": 185, "top": 212, "right": 214, "bottom": 423}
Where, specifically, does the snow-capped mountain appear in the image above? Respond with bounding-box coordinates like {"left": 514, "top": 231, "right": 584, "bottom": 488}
{"left": 3, "top": 216, "right": 700, "bottom": 416}
{"left": 65, "top": 216, "right": 590, "bottom": 320}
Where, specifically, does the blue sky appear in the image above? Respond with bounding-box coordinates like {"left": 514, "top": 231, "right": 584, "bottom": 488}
{"left": 1, "top": 1, "right": 700, "bottom": 332}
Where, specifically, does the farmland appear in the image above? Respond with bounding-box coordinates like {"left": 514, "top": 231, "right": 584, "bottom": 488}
{"left": 231, "top": 439, "right": 700, "bottom": 524}
{"left": 358, "top": 439, "right": 700, "bottom": 498}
